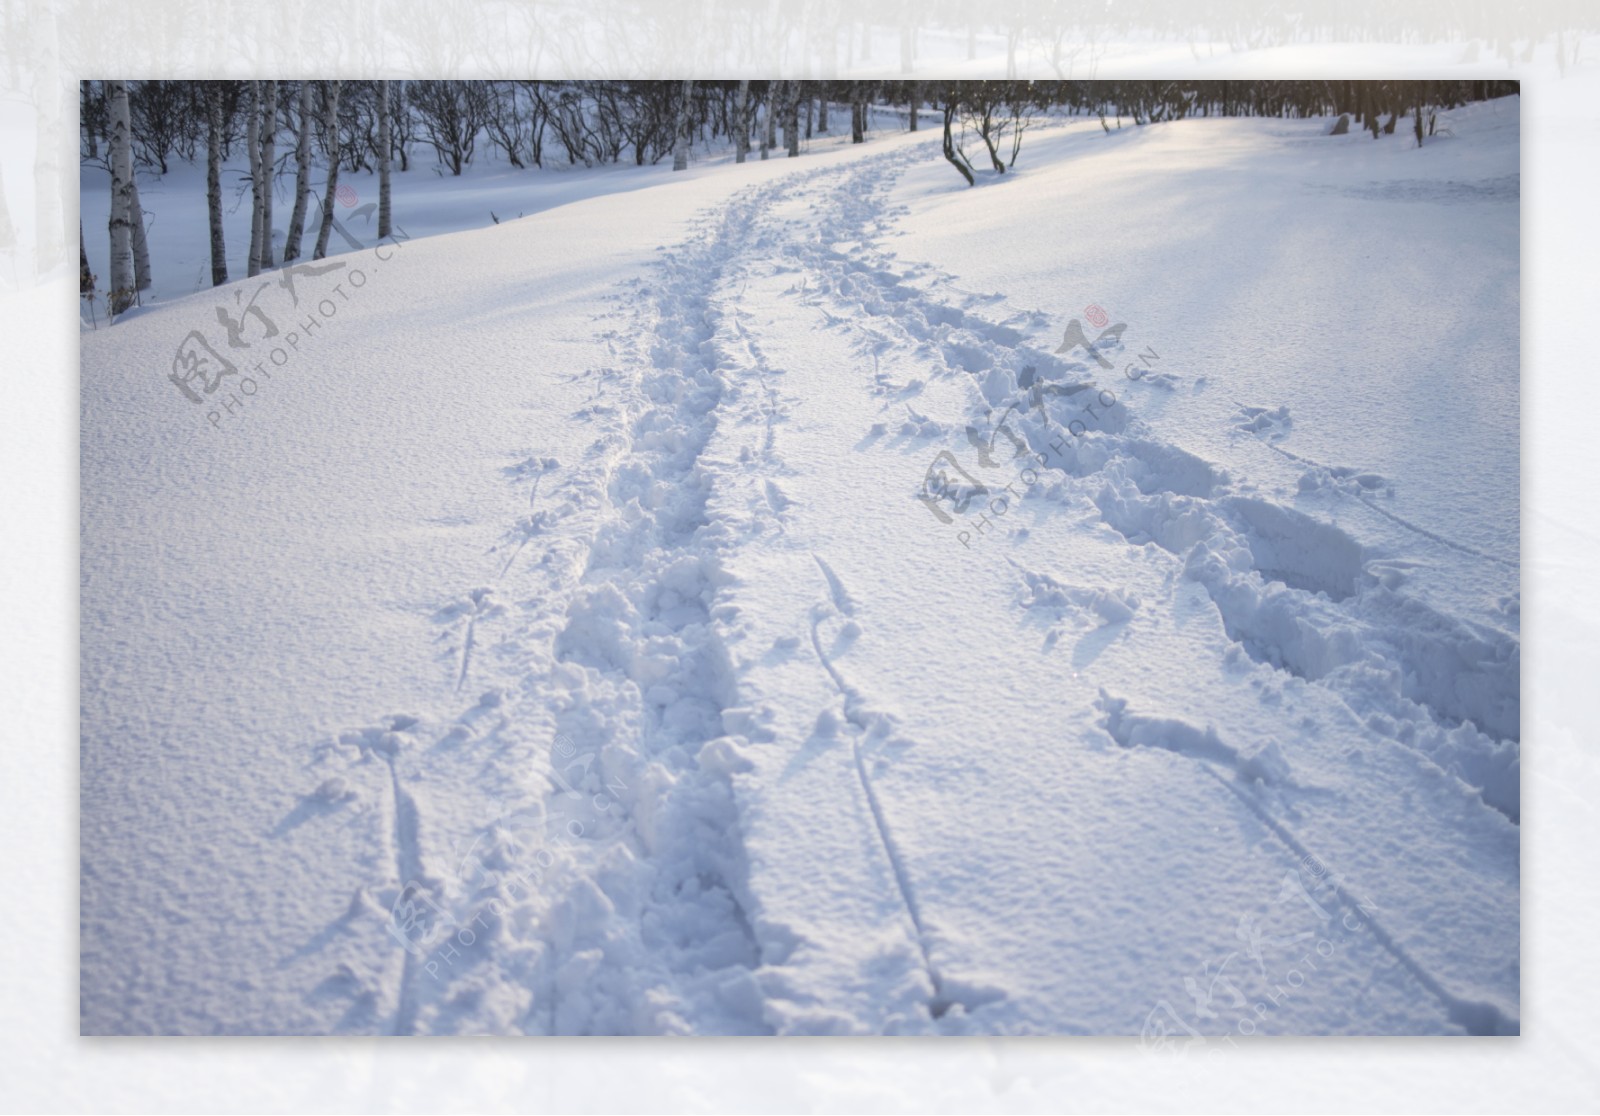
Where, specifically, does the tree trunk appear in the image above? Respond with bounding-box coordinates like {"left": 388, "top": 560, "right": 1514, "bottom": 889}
{"left": 908, "top": 82, "right": 920, "bottom": 131}
{"left": 762, "top": 87, "right": 776, "bottom": 158}
{"left": 734, "top": 80, "right": 749, "bottom": 163}
{"left": 81, "top": 82, "right": 97, "bottom": 158}
{"left": 259, "top": 80, "right": 277, "bottom": 268}
{"left": 941, "top": 101, "right": 974, "bottom": 186}
{"left": 78, "top": 215, "right": 92, "bottom": 295}
{"left": 395, "top": 81, "right": 409, "bottom": 172}
{"left": 378, "top": 80, "right": 393, "bottom": 237}
{"left": 312, "top": 80, "right": 342, "bottom": 260}
{"left": 78, "top": 220, "right": 91, "bottom": 293}
{"left": 127, "top": 169, "right": 151, "bottom": 291}
{"left": 817, "top": 93, "right": 828, "bottom": 134}
{"left": 284, "top": 82, "right": 313, "bottom": 262}
{"left": 206, "top": 82, "right": 228, "bottom": 286}
{"left": 106, "top": 80, "right": 135, "bottom": 314}
{"left": 246, "top": 81, "right": 263, "bottom": 276}
{"left": 672, "top": 79, "right": 692, "bottom": 171}
{"left": 785, "top": 81, "right": 800, "bottom": 157}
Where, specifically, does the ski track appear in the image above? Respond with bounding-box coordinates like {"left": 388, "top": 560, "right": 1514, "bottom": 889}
{"left": 1238, "top": 414, "right": 1518, "bottom": 571}
{"left": 294, "top": 140, "right": 1518, "bottom": 1034}
{"left": 805, "top": 552, "right": 1006, "bottom": 1023}
{"left": 1095, "top": 691, "right": 1515, "bottom": 1034}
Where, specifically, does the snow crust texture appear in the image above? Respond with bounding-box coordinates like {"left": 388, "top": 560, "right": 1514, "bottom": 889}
{"left": 81, "top": 104, "right": 1520, "bottom": 1035}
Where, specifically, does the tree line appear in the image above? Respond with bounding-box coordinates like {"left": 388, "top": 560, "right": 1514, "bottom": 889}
{"left": 82, "top": 78, "right": 1518, "bottom": 317}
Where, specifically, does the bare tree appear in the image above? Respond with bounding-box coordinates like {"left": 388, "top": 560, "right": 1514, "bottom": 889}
{"left": 246, "top": 81, "right": 263, "bottom": 276}
{"left": 205, "top": 81, "right": 227, "bottom": 286}
{"left": 762, "top": 84, "right": 776, "bottom": 158}
{"left": 939, "top": 92, "right": 974, "bottom": 187}
{"left": 784, "top": 81, "right": 800, "bottom": 157}
{"left": 106, "top": 80, "right": 135, "bottom": 314}
{"left": 283, "top": 82, "right": 314, "bottom": 263}
{"left": 734, "top": 80, "right": 749, "bottom": 164}
{"left": 672, "top": 79, "right": 692, "bottom": 171}
{"left": 410, "top": 80, "right": 487, "bottom": 175}
{"left": 390, "top": 80, "right": 414, "bottom": 171}
{"left": 259, "top": 80, "right": 278, "bottom": 268}
{"left": 483, "top": 81, "right": 531, "bottom": 168}
{"left": 313, "top": 80, "right": 343, "bottom": 260}
{"left": 80, "top": 81, "right": 100, "bottom": 159}
{"left": 78, "top": 220, "right": 92, "bottom": 296}
{"left": 378, "top": 80, "right": 393, "bottom": 238}
{"left": 127, "top": 165, "right": 151, "bottom": 293}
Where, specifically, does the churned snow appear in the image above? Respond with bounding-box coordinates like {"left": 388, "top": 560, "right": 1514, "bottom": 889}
{"left": 80, "top": 98, "right": 1520, "bottom": 1036}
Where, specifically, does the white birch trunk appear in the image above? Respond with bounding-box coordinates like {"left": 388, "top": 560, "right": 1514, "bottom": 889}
{"left": 206, "top": 82, "right": 227, "bottom": 286}
{"left": 246, "top": 81, "right": 263, "bottom": 276}
{"left": 785, "top": 81, "right": 800, "bottom": 156}
{"left": 259, "top": 80, "right": 277, "bottom": 268}
{"left": 106, "top": 80, "right": 135, "bottom": 314}
{"left": 734, "top": 80, "right": 749, "bottom": 164}
{"left": 378, "top": 80, "right": 392, "bottom": 238}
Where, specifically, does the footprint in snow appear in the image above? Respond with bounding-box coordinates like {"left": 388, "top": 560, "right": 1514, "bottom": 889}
{"left": 1234, "top": 403, "right": 1292, "bottom": 439}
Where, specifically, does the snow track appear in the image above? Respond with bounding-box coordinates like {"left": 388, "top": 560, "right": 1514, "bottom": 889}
{"left": 82, "top": 110, "right": 1519, "bottom": 1036}
{"left": 505, "top": 141, "right": 1511, "bottom": 1033}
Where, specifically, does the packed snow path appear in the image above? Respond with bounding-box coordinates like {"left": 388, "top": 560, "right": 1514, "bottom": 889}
{"left": 81, "top": 107, "right": 1520, "bottom": 1036}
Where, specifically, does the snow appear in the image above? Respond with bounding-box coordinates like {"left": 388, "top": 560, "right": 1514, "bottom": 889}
{"left": 79, "top": 99, "right": 1520, "bottom": 1036}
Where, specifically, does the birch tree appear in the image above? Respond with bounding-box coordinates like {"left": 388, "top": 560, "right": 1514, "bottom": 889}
{"left": 246, "top": 81, "right": 263, "bottom": 276}
{"left": 127, "top": 165, "right": 151, "bottom": 293}
{"left": 784, "top": 81, "right": 800, "bottom": 157}
{"left": 283, "top": 81, "right": 314, "bottom": 263}
{"left": 78, "top": 221, "right": 92, "bottom": 295}
{"left": 762, "top": 85, "right": 776, "bottom": 159}
{"left": 312, "top": 80, "right": 343, "bottom": 260}
{"left": 671, "top": 79, "right": 692, "bottom": 171}
{"left": 378, "top": 80, "right": 393, "bottom": 237}
{"left": 259, "top": 80, "right": 278, "bottom": 268}
{"left": 206, "top": 81, "right": 227, "bottom": 286}
{"left": 80, "top": 82, "right": 98, "bottom": 159}
{"left": 106, "top": 80, "right": 135, "bottom": 314}
{"left": 733, "top": 80, "right": 749, "bottom": 164}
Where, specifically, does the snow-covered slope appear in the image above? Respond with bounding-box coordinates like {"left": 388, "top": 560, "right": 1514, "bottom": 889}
{"left": 80, "top": 99, "right": 1520, "bottom": 1036}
